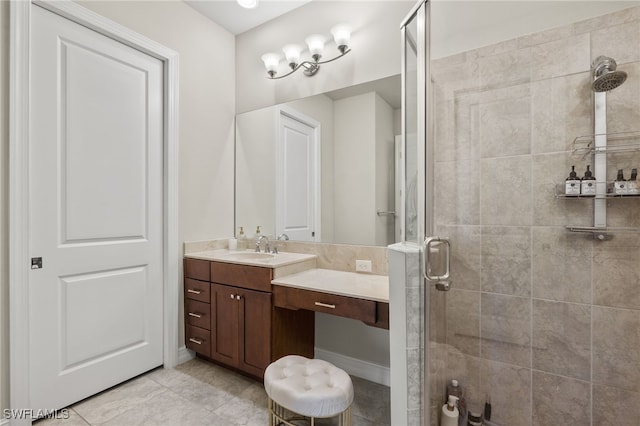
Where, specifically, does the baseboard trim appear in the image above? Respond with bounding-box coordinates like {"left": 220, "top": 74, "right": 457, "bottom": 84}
{"left": 177, "top": 345, "right": 195, "bottom": 365}
{"left": 314, "top": 348, "right": 390, "bottom": 386}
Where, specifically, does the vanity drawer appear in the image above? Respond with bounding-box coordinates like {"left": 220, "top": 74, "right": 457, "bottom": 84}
{"left": 210, "top": 261, "right": 273, "bottom": 292}
{"left": 185, "top": 299, "right": 211, "bottom": 330}
{"left": 272, "top": 285, "right": 376, "bottom": 324}
{"left": 186, "top": 325, "right": 211, "bottom": 357}
{"left": 184, "top": 278, "right": 210, "bottom": 303}
{"left": 184, "top": 258, "right": 210, "bottom": 282}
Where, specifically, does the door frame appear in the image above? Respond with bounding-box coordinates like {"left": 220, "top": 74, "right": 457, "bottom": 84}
{"left": 275, "top": 105, "right": 322, "bottom": 242}
{"left": 9, "top": 0, "right": 180, "bottom": 415}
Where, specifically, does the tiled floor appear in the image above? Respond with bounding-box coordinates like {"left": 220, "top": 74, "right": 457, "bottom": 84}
{"left": 35, "top": 357, "right": 391, "bottom": 426}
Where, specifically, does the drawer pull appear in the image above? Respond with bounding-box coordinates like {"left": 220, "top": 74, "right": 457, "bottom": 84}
{"left": 187, "top": 289, "right": 201, "bottom": 294}
{"left": 188, "top": 337, "right": 203, "bottom": 345}
{"left": 188, "top": 312, "right": 202, "bottom": 318}
{"left": 314, "top": 302, "right": 336, "bottom": 309}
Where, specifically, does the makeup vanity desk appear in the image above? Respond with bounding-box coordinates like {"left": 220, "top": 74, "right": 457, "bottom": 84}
{"left": 271, "top": 268, "right": 389, "bottom": 330}
{"left": 183, "top": 249, "right": 389, "bottom": 379}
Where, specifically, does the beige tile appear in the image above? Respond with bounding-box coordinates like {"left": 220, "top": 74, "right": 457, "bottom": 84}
{"left": 572, "top": 5, "right": 640, "bottom": 35}
{"left": 481, "top": 226, "right": 531, "bottom": 297}
{"left": 479, "top": 47, "right": 532, "bottom": 89}
{"left": 213, "top": 382, "right": 268, "bottom": 426}
{"left": 593, "top": 306, "right": 640, "bottom": 392}
{"left": 479, "top": 91, "right": 531, "bottom": 158}
{"left": 532, "top": 299, "right": 591, "bottom": 380}
{"left": 531, "top": 153, "right": 594, "bottom": 227}
{"left": 407, "top": 348, "right": 422, "bottom": 410}
{"left": 350, "top": 376, "right": 391, "bottom": 425}
{"left": 102, "top": 389, "right": 229, "bottom": 425}
{"left": 33, "top": 409, "right": 89, "bottom": 426}
{"left": 480, "top": 360, "right": 532, "bottom": 426}
{"left": 530, "top": 73, "right": 592, "bottom": 155}
{"left": 445, "top": 351, "right": 482, "bottom": 407}
{"left": 72, "top": 376, "right": 167, "bottom": 425}
{"left": 532, "top": 227, "right": 592, "bottom": 304}
{"left": 591, "top": 20, "right": 640, "bottom": 65}
{"left": 592, "top": 383, "right": 640, "bottom": 426}
{"left": 593, "top": 234, "right": 640, "bottom": 310}
{"left": 434, "top": 91, "right": 481, "bottom": 163}
{"left": 435, "top": 160, "right": 481, "bottom": 226}
{"left": 430, "top": 286, "right": 447, "bottom": 345}
{"left": 446, "top": 289, "right": 480, "bottom": 356}
{"left": 532, "top": 371, "right": 590, "bottom": 426}
{"left": 518, "top": 25, "right": 573, "bottom": 49}
{"left": 531, "top": 33, "right": 590, "bottom": 81}
{"left": 407, "top": 286, "right": 422, "bottom": 348}
{"left": 606, "top": 62, "right": 640, "bottom": 135}
{"left": 481, "top": 156, "right": 532, "bottom": 226}
{"left": 481, "top": 293, "right": 531, "bottom": 368}
{"left": 476, "top": 38, "right": 518, "bottom": 58}
{"left": 435, "top": 225, "right": 481, "bottom": 291}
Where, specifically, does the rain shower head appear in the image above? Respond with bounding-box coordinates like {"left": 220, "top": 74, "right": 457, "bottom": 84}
{"left": 591, "top": 55, "right": 627, "bottom": 92}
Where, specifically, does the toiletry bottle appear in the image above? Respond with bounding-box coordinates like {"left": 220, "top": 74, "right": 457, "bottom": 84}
{"left": 628, "top": 168, "right": 638, "bottom": 195}
{"left": 237, "top": 227, "right": 247, "bottom": 250}
{"left": 254, "top": 226, "right": 262, "bottom": 245}
{"left": 484, "top": 395, "right": 491, "bottom": 422}
{"left": 446, "top": 379, "right": 466, "bottom": 425}
{"left": 580, "top": 165, "right": 596, "bottom": 196}
{"left": 565, "top": 165, "right": 581, "bottom": 195}
{"left": 441, "top": 395, "right": 459, "bottom": 426}
{"left": 614, "top": 169, "right": 627, "bottom": 195}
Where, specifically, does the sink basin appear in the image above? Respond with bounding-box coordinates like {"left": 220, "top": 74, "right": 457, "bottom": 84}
{"left": 224, "top": 252, "right": 275, "bottom": 261}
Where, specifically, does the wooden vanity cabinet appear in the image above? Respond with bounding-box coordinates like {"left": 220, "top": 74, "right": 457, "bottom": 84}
{"left": 184, "top": 258, "right": 313, "bottom": 380}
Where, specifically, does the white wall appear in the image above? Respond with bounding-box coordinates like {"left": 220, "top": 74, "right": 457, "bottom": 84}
{"left": 236, "top": 1, "right": 414, "bottom": 113}
{"left": 1, "top": 0, "right": 9, "bottom": 414}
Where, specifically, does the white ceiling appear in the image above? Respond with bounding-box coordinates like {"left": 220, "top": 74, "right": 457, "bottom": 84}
{"left": 184, "top": 0, "right": 312, "bottom": 35}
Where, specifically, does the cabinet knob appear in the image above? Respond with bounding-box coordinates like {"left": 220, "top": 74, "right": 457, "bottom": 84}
{"left": 236, "top": 295, "right": 241, "bottom": 300}
{"left": 230, "top": 294, "right": 235, "bottom": 299}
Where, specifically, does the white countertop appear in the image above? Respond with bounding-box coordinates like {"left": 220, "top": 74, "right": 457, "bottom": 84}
{"left": 271, "top": 268, "right": 389, "bottom": 303}
{"left": 184, "top": 249, "right": 317, "bottom": 269}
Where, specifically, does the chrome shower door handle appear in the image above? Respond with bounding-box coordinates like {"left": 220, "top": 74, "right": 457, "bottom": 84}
{"left": 423, "top": 236, "right": 451, "bottom": 291}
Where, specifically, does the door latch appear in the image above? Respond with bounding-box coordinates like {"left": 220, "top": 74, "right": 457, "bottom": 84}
{"left": 31, "top": 257, "right": 43, "bottom": 269}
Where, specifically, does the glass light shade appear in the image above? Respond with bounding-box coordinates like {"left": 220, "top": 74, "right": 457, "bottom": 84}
{"left": 282, "top": 44, "right": 302, "bottom": 66}
{"left": 331, "top": 24, "right": 351, "bottom": 48}
{"left": 305, "top": 34, "right": 326, "bottom": 57}
{"left": 261, "top": 53, "right": 280, "bottom": 73}
{"left": 237, "top": 0, "right": 258, "bottom": 9}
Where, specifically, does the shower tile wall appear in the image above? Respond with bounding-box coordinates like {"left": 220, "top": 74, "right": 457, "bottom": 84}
{"left": 430, "top": 6, "right": 640, "bottom": 426}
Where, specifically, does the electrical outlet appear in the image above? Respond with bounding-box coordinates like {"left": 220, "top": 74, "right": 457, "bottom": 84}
{"left": 355, "top": 259, "right": 372, "bottom": 273}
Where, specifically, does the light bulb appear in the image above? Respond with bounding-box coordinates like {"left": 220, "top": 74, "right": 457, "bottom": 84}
{"left": 282, "top": 44, "right": 302, "bottom": 69}
{"left": 237, "top": 0, "right": 258, "bottom": 9}
{"left": 305, "top": 34, "right": 326, "bottom": 61}
{"left": 331, "top": 24, "right": 351, "bottom": 52}
{"left": 261, "top": 53, "right": 280, "bottom": 77}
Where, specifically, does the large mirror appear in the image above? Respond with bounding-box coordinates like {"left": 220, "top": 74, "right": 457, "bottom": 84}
{"left": 235, "top": 75, "right": 402, "bottom": 246}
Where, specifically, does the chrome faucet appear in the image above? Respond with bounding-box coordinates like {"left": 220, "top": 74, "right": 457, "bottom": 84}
{"left": 272, "top": 233, "right": 289, "bottom": 254}
{"left": 255, "top": 235, "right": 270, "bottom": 253}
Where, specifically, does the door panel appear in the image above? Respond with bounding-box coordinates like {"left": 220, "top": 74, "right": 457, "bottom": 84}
{"left": 239, "top": 288, "right": 271, "bottom": 377}
{"left": 30, "top": 5, "right": 163, "bottom": 410}
{"left": 210, "top": 284, "right": 239, "bottom": 366}
{"left": 277, "top": 112, "right": 318, "bottom": 241}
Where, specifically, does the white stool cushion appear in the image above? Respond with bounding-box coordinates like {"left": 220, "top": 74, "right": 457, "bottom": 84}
{"left": 264, "top": 355, "right": 354, "bottom": 418}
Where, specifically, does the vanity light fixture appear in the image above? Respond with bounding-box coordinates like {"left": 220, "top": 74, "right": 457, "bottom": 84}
{"left": 260, "top": 24, "right": 352, "bottom": 79}
{"left": 237, "top": 0, "right": 258, "bottom": 9}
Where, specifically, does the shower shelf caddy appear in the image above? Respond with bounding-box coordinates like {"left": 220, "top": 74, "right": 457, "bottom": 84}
{"left": 557, "top": 130, "right": 640, "bottom": 239}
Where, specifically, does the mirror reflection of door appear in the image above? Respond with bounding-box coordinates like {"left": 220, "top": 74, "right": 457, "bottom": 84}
{"left": 276, "top": 106, "right": 320, "bottom": 242}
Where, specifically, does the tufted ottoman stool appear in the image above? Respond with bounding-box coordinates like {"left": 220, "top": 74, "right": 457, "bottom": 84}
{"left": 264, "top": 355, "right": 354, "bottom": 426}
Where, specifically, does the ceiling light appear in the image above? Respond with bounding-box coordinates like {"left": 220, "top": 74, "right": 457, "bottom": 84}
{"left": 237, "top": 0, "right": 258, "bottom": 9}
{"left": 261, "top": 25, "right": 352, "bottom": 80}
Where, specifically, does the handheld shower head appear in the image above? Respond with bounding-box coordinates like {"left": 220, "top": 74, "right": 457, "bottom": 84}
{"left": 591, "top": 55, "right": 627, "bottom": 92}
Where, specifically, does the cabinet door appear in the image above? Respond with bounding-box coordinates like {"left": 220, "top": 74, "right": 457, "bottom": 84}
{"left": 210, "top": 283, "right": 239, "bottom": 367}
{"left": 238, "top": 288, "right": 271, "bottom": 378}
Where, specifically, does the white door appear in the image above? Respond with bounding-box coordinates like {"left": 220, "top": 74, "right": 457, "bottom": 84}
{"left": 29, "top": 5, "right": 164, "bottom": 411}
{"left": 276, "top": 109, "right": 320, "bottom": 241}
